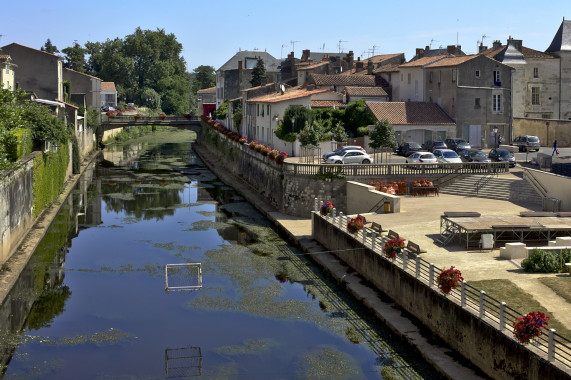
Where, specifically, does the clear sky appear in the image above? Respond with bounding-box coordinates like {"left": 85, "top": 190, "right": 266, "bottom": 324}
{"left": 1, "top": 0, "right": 567, "bottom": 72}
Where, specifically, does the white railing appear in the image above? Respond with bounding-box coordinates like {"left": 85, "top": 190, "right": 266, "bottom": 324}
{"left": 313, "top": 198, "right": 571, "bottom": 370}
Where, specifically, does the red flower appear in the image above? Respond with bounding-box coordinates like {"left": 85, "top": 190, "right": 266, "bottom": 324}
{"left": 513, "top": 311, "right": 550, "bottom": 344}
{"left": 436, "top": 266, "right": 464, "bottom": 294}
{"left": 347, "top": 216, "right": 365, "bottom": 234}
{"left": 383, "top": 237, "right": 405, "bottom": 259}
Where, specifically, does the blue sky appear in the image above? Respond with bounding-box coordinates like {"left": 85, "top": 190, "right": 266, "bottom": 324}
{"left": 1, "top": 0, "right": 567, "bottom": 72}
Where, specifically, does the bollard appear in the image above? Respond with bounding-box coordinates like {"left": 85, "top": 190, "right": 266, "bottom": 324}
{"left": 479, "top": 291, "right": 486, "bottom": 318}
{"left": 314, "top": 198, "right": 319, "bottom": 212}
{"left": 338, "top": 212, "right": 344, "bottom": 228}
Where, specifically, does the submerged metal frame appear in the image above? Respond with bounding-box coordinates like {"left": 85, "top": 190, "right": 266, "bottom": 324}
{"left": 165, "top": 263, "right": 202, "bottom": 292}
{"left": 165, "top": 346, "right": 202, "bottom": 378}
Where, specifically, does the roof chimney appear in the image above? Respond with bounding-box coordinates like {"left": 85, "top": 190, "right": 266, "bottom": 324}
{"left": 493, "top": 40, "right": 502, "bottom": 49}
{"left": 478, "top": 42, "right": 488, "bottom": 53}
{"left": 367, "top": 60, "right": 373, "bottom": 75}
{"left": 301, "top": 49, "right": 310, "bottom": 61}
{"left": 507, "top": 37, "right": 523, "bottom": 52}
{"left": 446, "top": 45, "right": 461, "bottom": 55}
{"left": 416, "top": 48, "right": 425, "bottom": 58}
{"left": 356, "top": 58, "right": 363, "bottom": 72}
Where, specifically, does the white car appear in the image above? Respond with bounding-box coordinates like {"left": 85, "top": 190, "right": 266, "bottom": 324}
{"left": 405, "top": 151, "right": 438, "bottom": 164}
{"left": 325, "top": 150, "right": 373, "bottom": 164}
{"left": 322, "top": 146, "right": 365, "bottom": 161}
{"left": 432, "top": 149, "right": 462, "bottom": 163}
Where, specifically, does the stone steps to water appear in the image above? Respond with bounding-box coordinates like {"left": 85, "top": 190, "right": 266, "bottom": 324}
{"left": 438, "top": 174, "right": 543, "bottom": 205}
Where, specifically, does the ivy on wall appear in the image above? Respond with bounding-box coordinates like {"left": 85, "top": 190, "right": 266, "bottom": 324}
{"left": 32, "top": 146, "right": 69, "bottom": 218}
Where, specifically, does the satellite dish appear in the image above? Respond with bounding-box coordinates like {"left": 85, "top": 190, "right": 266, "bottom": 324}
{"left": 280, "top": 84, "right": 285, "bottom": 94}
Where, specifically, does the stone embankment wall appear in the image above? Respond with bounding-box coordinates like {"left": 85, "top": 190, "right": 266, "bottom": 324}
{"left": 312, "top": 214, "right": 570, "bottom": 380}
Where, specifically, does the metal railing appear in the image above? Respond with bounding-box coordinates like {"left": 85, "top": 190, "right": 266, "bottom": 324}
{"left": 313, "top": 198, "right": 571, "bottom": 370}
{"left": 475, "top": 172, "right": 498, "bottom": 195}
{"left": 523, "top": 168, "right": 548, "bottom": 198}
{"left": 284, "top": 162, "right": 509, "bottom": 177}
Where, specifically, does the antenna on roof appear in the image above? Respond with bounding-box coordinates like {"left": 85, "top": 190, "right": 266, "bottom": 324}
{"left": 290, "top": 40, "right": 300, "bottom": 53}
{"left": 338, "top": 40, "right": 348, "bottom": 53}
{"left": 321, "top": 43, "right": 326, "bottom": 52}
{"left": 280, "top": 84, "right": 285, "bottom": 95}
{"left": 429, "top": 39, "right": 438, "bottom": 49}
{"left": 281, "top": 43, "right": 289, "bottom": 59}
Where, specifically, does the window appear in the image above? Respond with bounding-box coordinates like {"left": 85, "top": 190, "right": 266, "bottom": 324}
{"left": 452, "top": 69, "right": 457, "bottom": 82}
{"left": 267, "top": 104, "right": 270, "bottom": 115}
{"left": 257, "top": 104, "right": 259, "bottom": 116}
{"left": 493, "top": 70, "right": 501, "bottom": 85}
{"left": 531, "top": 87, "right": 540, "bottom": 105}
{"left": 475, "top": 70, "right": 480, "bottom": 78}
{"left": 407, "top": 73, "right": 411, "bottom": 84}
{"left": 492, "top": 94, "right": 501, "bottom": 112}
{"left": 438, "top": 71, "right": 442, "bottom": 84}
{"left": 533, "top": 67, "right": 539, "bottom": 78}
{"left": 429, "top": 71, "right": 433, "bottom": 83}
{"left": 475, "top": 98, "right": 480, "bottom": 108}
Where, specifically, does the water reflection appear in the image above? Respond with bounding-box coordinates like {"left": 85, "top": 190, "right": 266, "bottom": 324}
{"left": 0, "top": 135, "right": 442, "bottom": 379}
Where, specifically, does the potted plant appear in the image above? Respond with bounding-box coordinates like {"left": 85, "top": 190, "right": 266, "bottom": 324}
{"left": 261, "top": 146, "right": 272, "bottom": 156}
{"left": 513, "top": 311, "right": 550, "bottom": 344}
{"left": 383, "top": 236, "right": 405, "bottom": 259}
{"left": 239, "top": 136, "right": 248, "bottom": 144}
{"left": 320, "top": 201, "right": 334, "bottom": 216}
{"left": 159, "top": 112, "right": 167, "bottom": 120}
{"left": 275, "top": 151, "right": 288, "bottom": 164}
{"left": 268, "top": 149, "right": 279, "bottom": 160}
{"left": 133, "top": 113, "right": 142, "bottom": 120}
{"left": 249, "top": 140, "right": 258, "bottom": 150}
{"left": 436, "top": 266, "right": 464, "bottom": 294}
{"left": 347, "top": 216, "right": 365, "bottom": 234}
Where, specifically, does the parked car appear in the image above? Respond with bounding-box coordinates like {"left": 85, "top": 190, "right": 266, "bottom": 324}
{"left": 422, "top": 140, "right": 448, "bottom": 152}
{"left": 325, "top": 150, "right": 373, "bottom": 164}
{"left": 488, "top": 148, "right": 516, "bottom": 167}
{"left": 323, "top": 146, "right": 365, "bottom": 161}
{"left": 512, "top": 135, "right": 540, "bottom": 152}
{"left": 405, "top": 151, "right": 438, "bottom": 164}
{"left": 432, "top": 149, "right": 462, "bottom": 163}
{"left": 396, "top": 142, "right": 422, "bottom": 156}
{"left": 444, "top": 138, "right": 471, "bottom": 151}
{"left": 458, "top": 149, "right": 491, "bottom": 163}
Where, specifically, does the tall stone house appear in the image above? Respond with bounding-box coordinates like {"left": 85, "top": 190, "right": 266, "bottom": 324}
{"left": 0, "top": 53, "right": 16, "bottom": 90}
{"left": 215, "top": 50, "right": 282, "bottom": 107}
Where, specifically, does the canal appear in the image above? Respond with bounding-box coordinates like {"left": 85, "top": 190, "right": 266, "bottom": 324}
{"left": 0, "top": 129, "right": 443, "bottom": 379}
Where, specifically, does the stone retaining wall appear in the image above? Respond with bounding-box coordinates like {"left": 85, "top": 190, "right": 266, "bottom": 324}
{"left": 312, "top": 214, "right": 570, "bottom": 380}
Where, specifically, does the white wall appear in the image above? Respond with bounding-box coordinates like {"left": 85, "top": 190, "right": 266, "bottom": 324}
{"left": 524, "top": 168, "right": 571, "bottom": 211}
{"left": 399, "top": 68, "right": 425, "bottom": 102}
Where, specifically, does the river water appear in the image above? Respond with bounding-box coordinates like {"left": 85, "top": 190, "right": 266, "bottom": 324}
{"left": 0, "top": 129, "right": 442, "bottom": 379}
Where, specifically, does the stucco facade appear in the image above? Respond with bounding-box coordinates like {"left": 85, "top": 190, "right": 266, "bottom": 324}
{"left": 63, "top": 68, "right": 102, "bottom": 110}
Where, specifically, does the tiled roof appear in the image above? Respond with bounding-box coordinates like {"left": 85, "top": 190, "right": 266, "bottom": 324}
{"left": 218, "top": 50, "right": 281, "bottom": 72}
{"left": 345, "top": 86, "right": 388, "bottom": 97}
{"left": 297, "top": 61, "right": 329, "bottom": 70}
{"left": 2, "top": 42, "right": 61, "bottom": 58}
{"left": 63, "top": 67, "right": 101, "bottom": 80}
{"left": 373, "top": 63, "right": 400, "bottom": 73}
{"left": 366, "top": 101, "right": 455, "bottom": 125}
{"left": 311, "top": 100, "right": 347, "bottom": 108}
{"left": 101, "top": 82, "right": 116, "bottom": 92}
{"left": 399, "top": 55, "right": 448, "bottom": 68}
{"left": 197, "top": 86, "right": 216, "bottom": 93}
{"left": 247, "top": 86, "right": 327, "bottom": 103}
{"left": 480, "top": 45, "right": 554, "bottom": 59}
{"left": 311, "top": 73, "right": 376, "bottom": 86}
{"left": 363, "top": 53, "right": 404, "bottom": 64}
{"left": 425, "top": 55, "right": 479, "bottom": 67}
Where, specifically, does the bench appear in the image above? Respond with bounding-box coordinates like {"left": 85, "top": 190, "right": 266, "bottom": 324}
{"left": 388, "top": 230, "right": 399, "bottom": 240}
{"left": 370, "top": 222, "right": 387, "bottom": 234}
{"left": 406, "top": 241, "right": 426, "bottom": 255}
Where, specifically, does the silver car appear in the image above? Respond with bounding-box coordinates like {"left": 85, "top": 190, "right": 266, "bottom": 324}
{"left": 512, "top": 135, "right": 540, "bottom": 152}
{"left": 322, "top": 146, "right": 365, "bottom": 161}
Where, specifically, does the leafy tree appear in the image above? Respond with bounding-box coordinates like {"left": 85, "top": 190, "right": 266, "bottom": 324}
{"left": 192, "top": 65, "right": 216, "bottom": 93}
{"left": 22, "top": 102, "right": 71, "bottom": 147}
{"left": 62, "top": 42, "right": 87, "bottom": 72}
{"left": 232, "top": 99, "right": 242, "bottom": 132}
{"left": 299, "top": 121, "right": 324, "bottom": 146}
{"left": 141, "top": 87, "right": 161, "bottom": 110}
{"left": 282, "top": 105, "right": 312, "bottom": 135}
{"left": 369, "top": 119, "right": 397, "bottom": 163}
{"left": 213, "top": 100, "right": 228, "bottom": 120}
{"left": 0, "top": 89, "right": 28, "bottom": 169}
{"left": 331, "top": 122, "right": 348, "bottom": 142}
{"left": 250, "top": 58, "right": 266, "bottom": 87}
{"left": 343, "top": 99, "right": 376, "bottom": 136}
{"left": 40, "top": 39, "right": 59, "bottom": 54}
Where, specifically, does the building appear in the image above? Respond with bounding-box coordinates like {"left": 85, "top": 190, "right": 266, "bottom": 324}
{"left": 197, "top": 86, "right": 216, "bottom": 117}
{"left": 215, "top": 50, "right": 282, "bottom": 107}
{"left": 63, "top": 68, "right": 102, "bottom": 110}
{"left": 545, "top": 18, "right": 571, "bottom": 120}
{"left": 397, "top": 55, "right": 448, "bottom": 102}
{"left": 366, "top": 101, "right": 456, "bottom": 144}
{"left": 0, "top": 53, "right": 16, "bottom": 90}
{"left": 100, "top": 82, "right": 117, "bottom": 108}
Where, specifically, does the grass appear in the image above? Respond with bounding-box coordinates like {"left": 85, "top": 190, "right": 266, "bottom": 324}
{"left": 538, "top": 277, "right": 571, "bottom": 304}
{"left": 467, "top": 279, "right": 571, "bottom": 340}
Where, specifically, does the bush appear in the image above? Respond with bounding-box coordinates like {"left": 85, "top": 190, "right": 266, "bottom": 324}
{"left": 521, "top": 249, "right": 571, "bottom": 273}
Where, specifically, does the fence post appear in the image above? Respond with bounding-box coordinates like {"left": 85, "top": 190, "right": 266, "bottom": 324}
{"left": 415, "top": 256, "right": 421, "bottom": 279}
{"left": 314, "top": 198, "right": 319, "bottom": 212}
{"left": 338, "top": 212, "right": 344, "bottom": 229}
{"left": 479, "top": 291, "right": 486, "bottom": 318}
{"left": 429, "top": 264, "right": 434, "bottom": 287}
{"left": 460, "top": 281, "right": 466, "bottom": 308}
{"left": 548, "top": 329, "right": 556, "bottom": 362}
{"left": 499, "top": 302, "right": 506, "bottom": 331}
{"left": 402, "top": 250, "right": 408, "bottom": 271}
{"left": 372, "top": 232, "right": 376, "bottom": 250}
{"left": 331, "top": 207, "right": 336, "bottom": 219}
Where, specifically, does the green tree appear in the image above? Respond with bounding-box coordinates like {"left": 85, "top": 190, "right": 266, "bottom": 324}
{"left": 213, "top": 100, "right": 228, "bottom": 120}
{"left": 62, "top": 42, "right": 87, "bottom": 72}
{"left": 141, "top": 87, "right": 161, "bottom": 110}
{"left": 192, "top": 65, "right": 216, "bottom": 93}
{"left": 343, "top": 99, "right": 376, "bottom": 136}
{"left": 282, "top": 105, "right": 312, "bottom": 135}
{"left": 250, "top": 58, "right": 266, "bottom": 87}
{"left": 331, "top": 121, "right": 348, "bottom": 142}
{"left": 369, "top": 119, "right": 397, "bottom": 163}
{"left": 0, "top": 89, "right": 28, "bottom": 169}
{"left": 299, "top": 121, "right": 324, "bottom": 146}
{"left": 40, "top": 39, "right": 59, "bottom": 54}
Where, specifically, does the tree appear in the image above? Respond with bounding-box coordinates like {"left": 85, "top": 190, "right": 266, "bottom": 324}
{"left": 282, "top": 105, "right": 312, "bottom": 135}
{"left": 250, "top": 58, "right": 266, "bottom": 87}
{"left": 62, "top": 42, "right": 87, "bottom": 72}
{"left": 369, "top": 119, "right": 397, "bottom": 163}
{"left": 213, "top": 100, "right": 228, "bottom": 120}
{"left": 343, "top": 99, "right": 376, "bottom": 136}
{"left": 40, "top": 39, "right": 59, "bottom": 54}
{"left": 299, "top": 121, "right": 324, "bottom": 147}
{"left": 141, "top": 87, "right": 161, "bottom": 110}
{"left": 192, "top": 65, "right": 216, "bottom": 93}
{"left": 331, "top": 121, "right": 348, "bottom": 142}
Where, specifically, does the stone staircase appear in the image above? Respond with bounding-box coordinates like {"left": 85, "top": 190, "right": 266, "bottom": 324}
{"left": 438, "top": 173, "right": 543, "bottom": 206}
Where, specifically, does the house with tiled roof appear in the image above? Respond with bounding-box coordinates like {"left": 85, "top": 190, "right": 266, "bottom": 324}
{"left": 197, "top": 86, "right": 216, "bottom": 117}
{"left": 366, "top": 101, "right": 456, "bottom": 144}
{"left": 101, "top": 82, "right": 117, "bottom": 108}
{"left": 423, "top": 54, "right": 513, "bottom": 147}
{"left": 242, "top": 83, "right": 340, "bottom": 155}
{"left": 215, "top": 50, "right": 282, "bottom": 107}
{"left": 63, "top": 68, "right": 102, "bottom": 110}
{"left": 409, "top": 45, "right": 465, "bottom": 62}
{"left": 397, "top": 55, "right": 448, "bottom": 103}
{"left": 308, "top": 73, "right": 377, "bottom": 95}
{"left": 344, "top": 86, "right": 388, "bottom": 102}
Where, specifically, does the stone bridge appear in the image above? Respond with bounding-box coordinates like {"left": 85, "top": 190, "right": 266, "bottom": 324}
{"left": 97, "top": 115, "right": 201, "bottom": 140}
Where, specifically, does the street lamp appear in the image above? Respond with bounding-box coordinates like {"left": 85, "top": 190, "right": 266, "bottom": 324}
{"left": 493, "top": 127, "right": 499, "bottom": 148}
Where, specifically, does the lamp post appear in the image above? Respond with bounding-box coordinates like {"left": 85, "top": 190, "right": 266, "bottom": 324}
{"left": 493, "top": 127, "right": 499, "bottom": 149}
{"left": 290, "top": 116, "right": 296, "bottom": 157}
{"left": 546, "top": 121, "right": 550, "bottom": 146}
